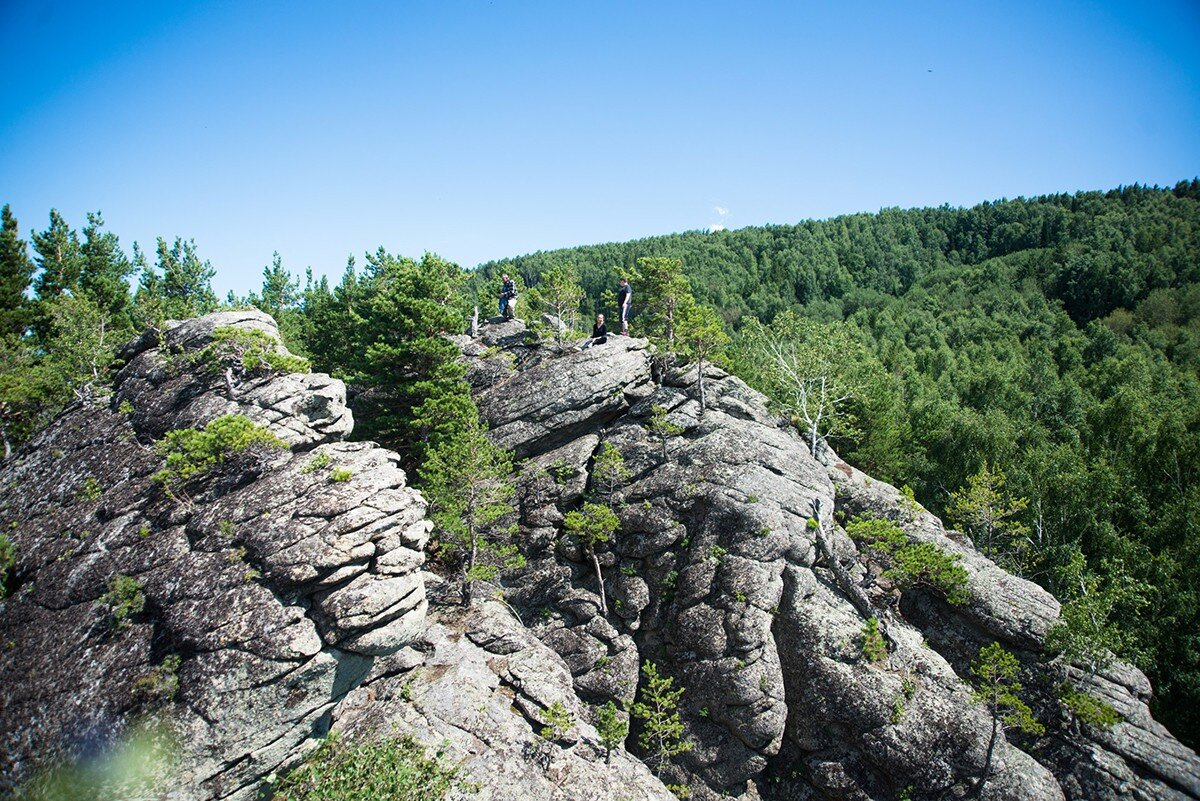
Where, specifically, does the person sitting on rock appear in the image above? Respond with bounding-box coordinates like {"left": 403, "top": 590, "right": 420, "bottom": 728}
{"left": 579, "top": 314, "right": 608, "bottom": 350}
{"left": 499, "top": 273, "right": 517, "bottom": 319}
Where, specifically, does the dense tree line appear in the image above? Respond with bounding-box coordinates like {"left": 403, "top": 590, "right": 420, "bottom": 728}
{"left": 477, "top": 182, "right": 1200, "bottom": 745}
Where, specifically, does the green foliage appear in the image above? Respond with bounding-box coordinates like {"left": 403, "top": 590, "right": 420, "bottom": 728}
{"left": 301, "top": 450, "right": 332, "bottom": 474}
{"left": 0, "top": 533, "right": 14, "bottom": 599}
{"left": 329, "top": 467, "right": 353, "bottom": 483}
{"left": 75, "top": 476, "right": 103, "bottom": 504}
{"left": 970, "top": 642, "right": 1045, "bottom": 737}
{"left": 591, "top": 440, "right": 630, "bottom": 499}
{"left": 1057, "top": 684, "right": 1123, "bottom": 729}
{"left": 564, "top": 502, "right": 619, "bottom": 551}
{"left": 266, "top": 733, "right": 463, "bottom": 801}
{"left": 861, "top": 616, "right": 887, "bottom": 663}
{"left": 152, "top": 415, "right": 287, "bottom": 491}
{"left": 1045, "top": 550, "right": 1148, "bottom": 677}
{"left": 884, "top": 542, "right": 971, "bottom": 606}
{"left": 99, "top": 575, "right": 145, "bottom": 631}
{"left": 320, "top": 250, "right": 473, "bottom": 470}
{"left": 845, "top": 516, "right": 908, "bottom": 553}
{"left": 632, "top": 256, "right": 692, "bottom": 347}
{"left": 532, "top": 264, "right": 585, "bottom": 341}
{"left": 728, "top": 310, "right": 879, "bottom": 454}
{"left": 134, "top": 236, "right": 218, "bottom": 324}
{"left": 563, "top": 501, "right": 620, "bottom": 614}
{"left": 596, "top": 701, "right": 629, "bottom": 760}
{"left": 677, "top": 300, "right": 730, "bottom": 413}
{"left": 132, "top": 655, "right": 182, "bottom": 705}
{"left": 421, "top": 416, "right": 521, "bottom": 600}
{"left": 630, "top": 660, "right": 694, "bottom": 773}
{"left": 946, "top": 461, "right": 1031, "bottom": 573}
{"left": 538, "top": 701, "right": 576, "bottom": 742}
{"left": 647, "top": 405, "right": 683, "bottom": 461}
{"left": 196, "top": 326, "right": 310, "bottom": 376}
{"left": 0, "top": 204, "right": 35, "bottom": 338}
{"left": 846, "top": 514, "right": 970, "bottom": 606}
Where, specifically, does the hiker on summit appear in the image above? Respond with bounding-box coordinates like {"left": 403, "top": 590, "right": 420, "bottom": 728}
{"left": 617, "top": 277, "right": 632, "bottom": 334}
{"left": 580, "top": 313, "right": 608, "bottom": 350}
{"left": 499, "top": 273, "right": 517, "bottom": 319}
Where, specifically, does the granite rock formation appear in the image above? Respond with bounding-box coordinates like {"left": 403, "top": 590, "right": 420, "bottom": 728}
{"left": 1, "top": 311, "right": 1197, "bottom": 801}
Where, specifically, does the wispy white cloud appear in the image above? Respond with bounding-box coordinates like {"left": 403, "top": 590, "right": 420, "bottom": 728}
{"left": 707, "top": 223, "right": 726, "bottom": 233}
{"left": 714, "top": 206, "right": 729, "bottom": 217}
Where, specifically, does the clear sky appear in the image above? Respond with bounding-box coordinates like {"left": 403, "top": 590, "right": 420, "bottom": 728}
{"left": 2, "top": 0, "right": 1198, "bottom": 297}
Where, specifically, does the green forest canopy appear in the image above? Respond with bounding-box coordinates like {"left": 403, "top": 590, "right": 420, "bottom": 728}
{"left": 1, "top": 179, "right": 1198, "bottom": 746}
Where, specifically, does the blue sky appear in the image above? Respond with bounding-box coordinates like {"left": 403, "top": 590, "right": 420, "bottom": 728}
{"left": 1, "top": 0, "right": 1198, "bottom": 297}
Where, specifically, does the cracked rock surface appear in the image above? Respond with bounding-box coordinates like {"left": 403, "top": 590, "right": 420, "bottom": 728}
{"left": 0, "top": 313, "right": 428, "bottom": 798}
{"left": 459, "top": 318, "right": 1200, "bottom": 801}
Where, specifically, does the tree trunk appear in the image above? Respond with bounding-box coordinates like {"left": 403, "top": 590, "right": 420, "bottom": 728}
{"left": 590, "top": 547, "right": 608, "bottom": 615}
{"left": 810, "top": 499, "right": 888, "bottom": 639}
{"left": 975, "top": 714, "right": 999, "bottom": 797}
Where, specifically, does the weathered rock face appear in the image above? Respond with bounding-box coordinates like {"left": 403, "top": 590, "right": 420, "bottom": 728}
{"left": 0, "top": 312, "right": 430, "bottom": 798}
{"left": 3, "top": 310, "right": 1198, "bottom": 801}
{"left": 458, "top": 319, "right": 1200, "bottom": 801}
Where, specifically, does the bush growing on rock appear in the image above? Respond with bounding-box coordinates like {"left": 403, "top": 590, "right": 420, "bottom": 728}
{"left": 596, "top": 700, "right": 629, "bottom": 762}
{"left": 845, "top": 514, "right": 970, "bottom": 606}
{"left": 152, "top": 414, "right": 287, "bottom": 493}
{"left": 265, "top": 733, "right": 464, "bottom": 801}
{"left": 98, "top": 574, "right": 144, "bottom": 631}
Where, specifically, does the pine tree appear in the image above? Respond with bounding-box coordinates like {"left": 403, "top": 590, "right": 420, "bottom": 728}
{"left": 591, "top": 440, "right": 630, "bottom": 500}
{"left": 347, "top": 251, "right": 474, "bottom": 467}
{"left": 536, "top": 263, "right": 585, "bottom": 342}
{"left": 634, "top": 257, "right": 692, "bottom": 348}
{"left": 677, "top": 301, "right": 729, "bottom": 414}
{"left": 31, "top": 209, "right": 84, "bottom": 302}
{"left": 970, "top": 642, "right": 1044, "bottom": 794}
{"left": 563, "top": 502, "right": 619, "bottom": 615}
{"left": 155, "top": 237, "right": 218, "bottom": 319}
{"left": 630, "top": 660, "right": 693, "bottom": 778}
{"left": 421, "top": 415, "right": 521, "bottom": 604}
{"left": 79, "top": 212, "right": 134, "bottom": 330}
{"left": 946, "top": 461, "right": 1031, "bottom": 572}
{"left": 258, "top": 251, "right": 300, "bottom": 316}
{"left": 0, "top": 204, "right": 34, "bottom": 337}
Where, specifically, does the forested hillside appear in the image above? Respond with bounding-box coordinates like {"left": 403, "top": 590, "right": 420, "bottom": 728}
{"left": 2, "top": 181, "right": 1198, "bottom": 748}
{"left": 476, "top": 181, "right": 1200, "bottom": 745}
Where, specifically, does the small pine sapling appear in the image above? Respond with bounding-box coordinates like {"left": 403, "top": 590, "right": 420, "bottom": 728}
{"left": 970, "top": 642, "right": 1045, "bottom": 794}
{"left": 563, "top": 502, "right": 620, "bottom": 615}
{"left": 647, "top": 405, "right": 683, "bottom": 462}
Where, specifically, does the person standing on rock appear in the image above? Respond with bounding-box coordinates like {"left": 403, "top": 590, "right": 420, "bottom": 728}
{"left": 617, "top": 276, "right": 632, "bottom": 335}
{"left": 580, "top": 314, "right": 608, "bottom": 350}
{"left": 499, "top": 273, "right": 517, "bottom": 319}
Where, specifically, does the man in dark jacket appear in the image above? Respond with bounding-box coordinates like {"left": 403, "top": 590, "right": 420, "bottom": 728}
{"left": 499, "top": 274, "right": 517, "bottom": 319}
{"left": 617, "top": 277, "right": 631, "bottom": 334}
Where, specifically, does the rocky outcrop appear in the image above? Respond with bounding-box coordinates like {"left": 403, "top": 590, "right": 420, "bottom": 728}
{"left": 0, "top": 313, "right": 426, "bottom": 798}
{"left": 457, "top": 318, "right": 1200, "bottom": 801}
{"left": 2, "top": 310, "right": 1197, "bottom": 801}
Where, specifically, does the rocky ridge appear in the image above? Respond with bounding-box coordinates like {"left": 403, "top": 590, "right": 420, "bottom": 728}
{"left": 0, "top": 310, "right": 1197, "bottom": 801}
{"left": 456, "top": 317, "right": 1200, "bottom": 801}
